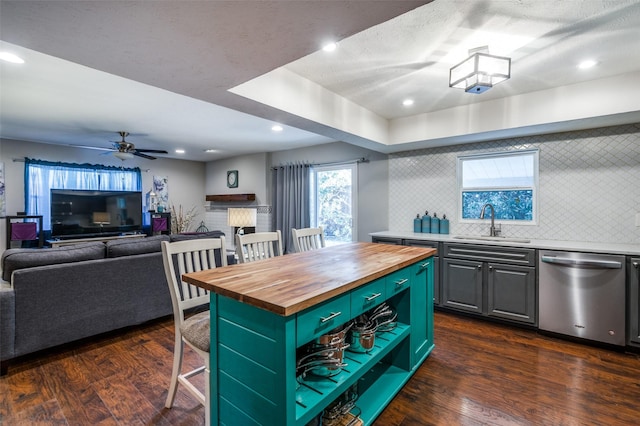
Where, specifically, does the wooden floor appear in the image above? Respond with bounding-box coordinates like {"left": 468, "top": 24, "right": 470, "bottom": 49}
{"left": 1, "top": 311, "right": 639, "bottom": 425}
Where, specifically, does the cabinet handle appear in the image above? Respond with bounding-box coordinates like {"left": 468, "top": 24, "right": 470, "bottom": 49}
{"left": 489, "top": 265, "right": 493, "bottom": 271}
{"left": 419, "top": 262, "right": 429, "bottom": 270}
{"left": 477, "top": 265, "right": 482, "bottom": 270}
{"left": 634, "top": 262, "right": 639, "bottom": 268}
{"left": 395, "top": 278, "right": 409, "bottom": 287}
{"left": 365, "top": 292, "right": 382, "bottom": 302}
{"left": 320, "top": 311, "right": 342, "bottom": 323}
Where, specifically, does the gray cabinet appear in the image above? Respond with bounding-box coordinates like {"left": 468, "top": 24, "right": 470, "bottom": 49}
{"left": 442, "top": 243, "right": 537, "bottom": 325}
{"left": 629, "top": 257, "right": 640, "bottom": 346}
{"left": 442, "top": 258, "right": 482, "bottom": 313}
{"left": 487, "top": 262, "right": 536, "bottom": 323}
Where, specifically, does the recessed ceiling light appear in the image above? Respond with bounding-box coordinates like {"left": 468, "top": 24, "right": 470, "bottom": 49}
{"left": 402, "top": 99, "right": 414, "bottom": 107}
{"left": 578, "top": 59, "right": 597, "bottom": 69}
{"left": 271, "top": 125, "right": 283, "bottom": 132}
{"left": 0, "top": 51, "right": 25, "bottom": 64}
{"left": 204, "top": 149, "right": 218, "bottom": 153}
{"left": 322, "top": 42, "right": 338, "bottom": 52}
{"left": 175, "top": 149, "right": 185, "bottom": 154}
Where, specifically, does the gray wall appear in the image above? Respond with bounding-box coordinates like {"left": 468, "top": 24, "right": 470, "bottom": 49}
{"left": 203, "top": 142, "right": 388, "bottom": 243}
{"left": 270, "top": 142, "right": 389, "bottom": 243}
{"left": 0, "top": 138, "right": 206, "bottom": 253}
{"left": 388, "top": 123, "right": 640, "bottom": 244}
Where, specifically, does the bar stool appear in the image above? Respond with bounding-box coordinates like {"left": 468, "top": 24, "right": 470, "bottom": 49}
{"left": 161, "top": 237, "right": 227, "bottom": 426}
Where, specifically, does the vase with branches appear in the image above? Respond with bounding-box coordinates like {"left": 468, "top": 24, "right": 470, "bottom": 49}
{"left": 170, "top": 204, "right": 198, "bottom": 234}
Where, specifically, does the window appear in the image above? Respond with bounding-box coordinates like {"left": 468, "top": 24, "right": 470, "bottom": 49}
{"left": 311, "top": 164, "right": 357, "bottom": 245}
{"left": 25, "top": 159, "right": 142, "bottom": 230}
{"left": 458, "top": 150, "right": 538, "bottom": 223}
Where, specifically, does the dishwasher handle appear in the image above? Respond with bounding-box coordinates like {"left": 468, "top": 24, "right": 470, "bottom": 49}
{"left": 541, "top": 255, "right": 622, "bottom": 269}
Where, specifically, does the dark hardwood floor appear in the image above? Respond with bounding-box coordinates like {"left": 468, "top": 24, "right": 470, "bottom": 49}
{"left": 1, "top": 311, "right": 639, "bottom": 425}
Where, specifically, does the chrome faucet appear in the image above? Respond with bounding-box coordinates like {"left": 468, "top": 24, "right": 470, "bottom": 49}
{"left": 480, "top": 203, "right": 499, "bottom": 237}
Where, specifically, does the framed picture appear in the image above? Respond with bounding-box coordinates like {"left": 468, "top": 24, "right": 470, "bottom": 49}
{"left": 227, "top": 170, "right": 238, "bottom": 188}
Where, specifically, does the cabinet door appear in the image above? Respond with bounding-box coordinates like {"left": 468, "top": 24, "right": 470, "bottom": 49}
{"left": 410, "top": 258, "right": 434, "bottom": 367}
{"left": 442, "top": 258, "right": 483, "bottom": 314}
{"left": 630, "top": 258, "right": 640, "bottom": 346}
{"left": 487, "top": 263, "right": 536, "bottom": 325}
{"left": 404, "top": 240, "right": 440, "bottom": 305}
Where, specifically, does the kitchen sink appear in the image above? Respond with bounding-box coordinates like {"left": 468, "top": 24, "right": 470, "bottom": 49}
{"left": 453, "top": 235, "right": 531, "bottom": 243}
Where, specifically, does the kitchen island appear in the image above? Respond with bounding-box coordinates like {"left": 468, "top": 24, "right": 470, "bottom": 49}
{"left": 183, "top": 242, "right": 435, "bottom": 425}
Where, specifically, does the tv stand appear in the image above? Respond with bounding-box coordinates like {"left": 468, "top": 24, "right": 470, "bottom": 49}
{"left": 47, "top": 233, "right": 146, "bottom": 248}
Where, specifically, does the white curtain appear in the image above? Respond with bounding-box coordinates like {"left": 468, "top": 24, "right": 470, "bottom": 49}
{"left": 25, "top": 158, "right": 141, "bottom": 230}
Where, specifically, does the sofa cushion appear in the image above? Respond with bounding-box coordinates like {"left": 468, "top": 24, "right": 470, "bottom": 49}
{"left": 1, "top": 242, "right": 106, "bottom": 281}
{"left": 106, "top": 235, "right": 170, "bottom": 258}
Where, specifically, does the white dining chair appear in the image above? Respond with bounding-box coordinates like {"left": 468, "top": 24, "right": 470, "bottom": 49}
{"left": 291, "top": 226, "right": 326, "bottom": 253}
{"left": 161, "top": 237, "right": 227, "bottom": 426}
{"left": 235, "top": 230, "right": 283, "bottom": 263}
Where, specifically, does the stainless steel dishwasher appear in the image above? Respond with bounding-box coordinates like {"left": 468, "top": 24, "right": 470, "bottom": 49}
{"left": 539, "top": 250, "right": 626, "bottom": 346}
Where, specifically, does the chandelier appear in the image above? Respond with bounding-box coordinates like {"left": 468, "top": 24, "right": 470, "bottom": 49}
{"left": 449, "top": 46, "right": 511, "bottom": 94}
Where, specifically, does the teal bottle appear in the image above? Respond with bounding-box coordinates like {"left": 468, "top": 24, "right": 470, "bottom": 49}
{"left": 413, "top": 214, "right": 422, "bottom": 233}
{"left": 431, "top": 213, "right": 440, "bottom": 234}
{"left": 440, "top": 214, "right": 450, "bottom": 234}
{"left": 421, "top": 211, "right": 431, "bottom": 233}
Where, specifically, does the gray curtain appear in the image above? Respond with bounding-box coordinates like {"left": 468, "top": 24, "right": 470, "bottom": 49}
{"left": 272, "top": 163, "right": 310, "bottom": 253}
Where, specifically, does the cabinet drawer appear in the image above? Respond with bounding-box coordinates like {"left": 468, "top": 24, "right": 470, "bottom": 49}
{"left": 351, "top": 277, "right": 386, "bottom": 317}
{"left": 443, "top": 243, "right": 535, "bottom": 266}
{"left": 372, "top": 236, "right": 402, "bottom": 245}
{"left": 404, "top": 239, "right": 439, "bottom": 253}
{"left": 296, "top": 294, "right": 351, "bottom": 346}
{"left": 386, "top": 268, "right": 411, "bottom": 297}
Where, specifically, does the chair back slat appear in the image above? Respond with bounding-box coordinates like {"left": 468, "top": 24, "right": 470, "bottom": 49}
{"left": 162, "top": 237, "right": 228, "bottom": 314}
{"left": 235, "top": 231, "right": 283, "bottom": 263}
{"left": 291, "top": 227, "right": 325, "bottom": 253}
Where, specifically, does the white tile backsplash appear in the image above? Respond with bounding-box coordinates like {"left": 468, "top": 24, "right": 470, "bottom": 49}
{"left": 389, "top": 123, "right": 640, "bottom": 244}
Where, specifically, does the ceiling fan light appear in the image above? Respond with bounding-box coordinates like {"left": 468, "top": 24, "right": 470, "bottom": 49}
{"left": 113, "top": 151, "right": 134, "bottom": 161}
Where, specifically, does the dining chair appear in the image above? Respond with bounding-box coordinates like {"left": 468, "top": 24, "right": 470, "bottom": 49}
{"left": 235, "top": 230, "right": 283, "bottom": 263}
{"left": 291, "top": 226, "right": 326, "bottom": 253}
{"left": 161, "top": 237, "right": 227, "bottom": 426}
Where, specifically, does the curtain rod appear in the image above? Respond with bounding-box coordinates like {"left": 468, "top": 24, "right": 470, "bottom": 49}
{"left": 271, "top": 157, "right": 368, "bottom": 170}
{"left": 12, "top": 158, "right": 150, "bottom": 172}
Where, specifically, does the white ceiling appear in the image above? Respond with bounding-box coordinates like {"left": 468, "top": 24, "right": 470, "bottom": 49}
{"left": 1, "top": 0, "right": 640, "bottom": 162}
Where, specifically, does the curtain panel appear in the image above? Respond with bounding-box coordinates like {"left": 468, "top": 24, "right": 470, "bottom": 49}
{"left": 271, "top": 163, "right": 310, "bottom": 253}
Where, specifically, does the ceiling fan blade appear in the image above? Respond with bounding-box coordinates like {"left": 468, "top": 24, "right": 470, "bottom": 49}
{"left": 133, "top": 151, "right": 157, "bottom": 160}
{"left": 65, "top": 144, "right": 112, "bottom": 152}
{"left": 135, "top": 148, "right": 168, "bottom": 154}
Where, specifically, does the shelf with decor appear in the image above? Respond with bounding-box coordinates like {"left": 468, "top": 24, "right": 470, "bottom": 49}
{"left": 205, "top": 194, "right": 256, "bottom": 202}
{"left": 147, "top": 212, "right": 171, "bottom": 235}
{"left": 5, "top": 215, "right": 44, "bottom": 248}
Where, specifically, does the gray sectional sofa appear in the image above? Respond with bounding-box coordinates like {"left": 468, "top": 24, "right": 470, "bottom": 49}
{"left": 0, "top": 231, "right": 228, "bottom": 375}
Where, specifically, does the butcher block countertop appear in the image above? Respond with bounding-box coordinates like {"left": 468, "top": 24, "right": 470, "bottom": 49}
{"left": 183, "top": 242, "right": 435, "bottom": 316}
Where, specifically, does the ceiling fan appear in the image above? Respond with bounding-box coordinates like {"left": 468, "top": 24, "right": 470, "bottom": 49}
{"left": 110, "top": 131, "right": 168, "bottom": 161}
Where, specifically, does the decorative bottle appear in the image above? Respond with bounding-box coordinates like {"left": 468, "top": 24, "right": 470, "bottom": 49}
{"left": 413, "top": 214, "right": 422, "bottom": 233}
{"left": 421, "top": 211, "right": 431, "bottom": 233}
{"left": 440, "top": 214, "right": 450, "bottom": 234}
{"left": 431, "top": 213, "right": 440, "bottom": 234}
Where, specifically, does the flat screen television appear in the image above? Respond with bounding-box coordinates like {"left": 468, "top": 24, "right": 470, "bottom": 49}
{"left": 50, "top": 189, "right": 143, "bottom": 239}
